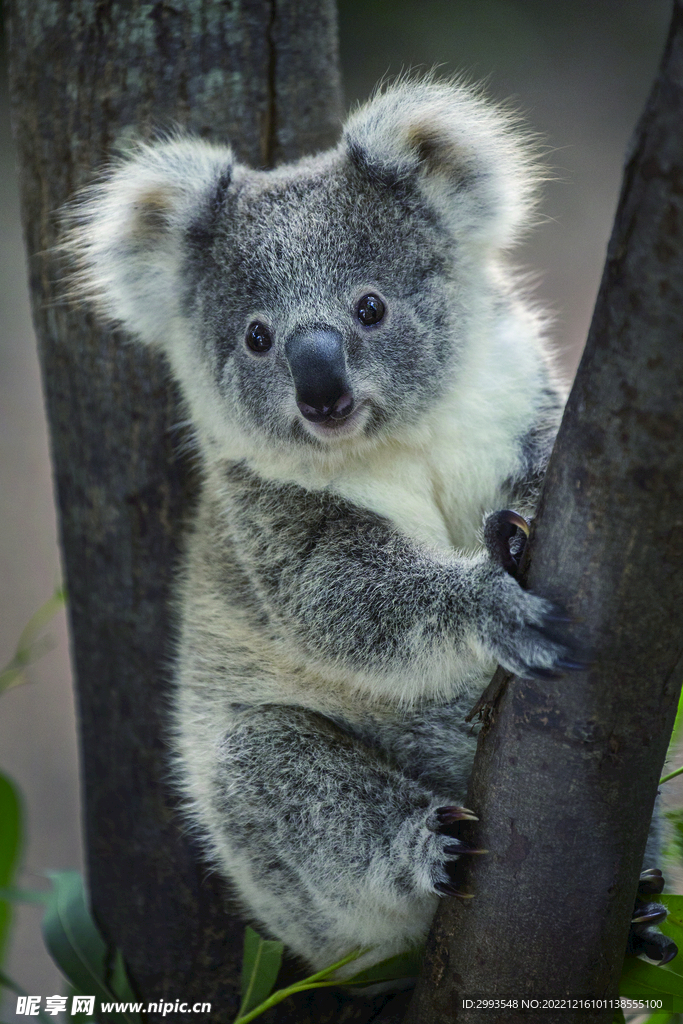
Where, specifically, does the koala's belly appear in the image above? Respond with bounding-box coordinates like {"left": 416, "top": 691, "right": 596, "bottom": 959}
{"left": 175, "top": 592, "right": 483, "bottom": 804}
{"left": 175, "top": 498, "right": 490, "bottom": 804}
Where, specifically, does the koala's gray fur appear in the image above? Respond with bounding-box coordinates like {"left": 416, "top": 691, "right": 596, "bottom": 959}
{"left": 64, "top": 79, "right": 571, "bottom": 974}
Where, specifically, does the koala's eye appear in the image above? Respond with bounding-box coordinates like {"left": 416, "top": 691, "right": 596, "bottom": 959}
{"left": 356, "top": 294, "right": 385, "bottom": 327}
{"left": 246, "top": 321, "right": 273, "bottom": 354}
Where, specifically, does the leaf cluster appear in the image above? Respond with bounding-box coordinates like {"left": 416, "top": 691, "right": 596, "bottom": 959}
{"left": 235, "top": 928, "right": 422, "bottom": 1023}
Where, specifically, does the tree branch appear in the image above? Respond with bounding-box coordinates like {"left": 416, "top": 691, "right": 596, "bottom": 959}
{"left": 405, "top": 2, "right": 683, "bottom": 1022}
{"left": 5, "top": 3, "right": 364, "bottom": 1021}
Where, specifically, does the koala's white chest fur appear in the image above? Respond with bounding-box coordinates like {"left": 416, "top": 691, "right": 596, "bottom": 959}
{"left": 327, "top": 397, "right": 521, "bottom": 552}
{"left": 244, "top": 310, "right": 541, "bottom": 554}
{"left": 243, "top": 418, "right": 508, "bottom": 554}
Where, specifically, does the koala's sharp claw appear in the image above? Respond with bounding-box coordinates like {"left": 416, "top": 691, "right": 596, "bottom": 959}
{"left": 555, "top": 657, "right": 590, "bottom": 672}
{"left": 484, "top": 509, "right": 530, "bottom": 576}
{"left": 639, "top": 869, "right": 665, "bottom": 896}
{"left": 430, "top": 806, "right": 479, "bottom": 831}
{"left": 443, "top": 841, "right": 487, "bottom": 856}
{"left": 627, "top": 869, "right": 677, "bottom": 964}
{"left": 632, "top": 902, "right": 668, "bottom": 926}
{"left": 658, "top": 941, "right": 679, "bottom": 965}
{"left": 497, "top": 509, "right": 530, "bottom": 537}
{"left": 518, "top": 663, "right": 564, "bottom": 681}
{"left": 629, "top": 927, "right": 678, "bottom": 964}
{"left": 434, "top": 881, "right": 474, "bottom": 899}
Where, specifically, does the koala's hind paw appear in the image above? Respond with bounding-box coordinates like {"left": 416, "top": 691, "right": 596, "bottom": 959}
{"left": 425, "top": 805, "right": 484, "bottom": 899}
{"left": 627, "top": 869, "right": 678, "bottom": 965}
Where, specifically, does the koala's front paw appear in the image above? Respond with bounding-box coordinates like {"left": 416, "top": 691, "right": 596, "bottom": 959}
{"left": 627, "top": 869, "right": 678, "bottom": 964}
{"left": 484, "top": 508, "right": 530, "bottom": 576}
{"left": 475, "top": 564, "right": 582, "bottom": 680}
{"left": 481, "top": 569, "right": 581, "bottom": 679}
{"left": 474, "top": 513, "right": 586, "bottom": 681}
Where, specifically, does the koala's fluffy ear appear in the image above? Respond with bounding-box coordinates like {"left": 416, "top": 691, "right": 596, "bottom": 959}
{"left": 61, "top": 138, "right": 233, "bottom": 346}
{"left": 343, "top": 80, "right": 540, "bottom": 250}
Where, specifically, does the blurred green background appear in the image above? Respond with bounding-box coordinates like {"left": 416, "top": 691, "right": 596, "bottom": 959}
{"left": 0, "top": 0, "right": 675, "bottom": 1016}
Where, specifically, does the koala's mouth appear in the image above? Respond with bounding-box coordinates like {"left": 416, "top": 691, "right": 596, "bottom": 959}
{"left": 300, "top": 400, "right": 369, "bottom": 441}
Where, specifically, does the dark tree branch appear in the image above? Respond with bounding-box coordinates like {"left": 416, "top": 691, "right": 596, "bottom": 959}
{"left": 4, "top": 4, "right": 411, "bottom": 1022}
{"left": 405, "top": 3, "right": 683, "bottom": 1022}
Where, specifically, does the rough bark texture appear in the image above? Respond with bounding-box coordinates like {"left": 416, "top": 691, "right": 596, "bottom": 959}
{"left": 4, "top": 4, "right": 413, "bottom": 1021}
{"left": 406, "top": 5, "right": 683, "bottom": 1023}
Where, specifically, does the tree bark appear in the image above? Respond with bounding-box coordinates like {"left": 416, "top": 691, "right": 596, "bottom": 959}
{"left": 4, "top": 4, "right": 410, "bottom": 1022}
{"left": 405, "top": 4, "right": 683, "bottom": 1022}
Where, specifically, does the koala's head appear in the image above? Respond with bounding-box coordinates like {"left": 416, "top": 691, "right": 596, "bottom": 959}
{"left": 65, "top": 80, "right": 538, "bottom": 463}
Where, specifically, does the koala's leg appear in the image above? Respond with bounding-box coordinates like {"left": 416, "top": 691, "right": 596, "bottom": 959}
{"left": 202, "top": 704, "right": 479, "bottom": 972}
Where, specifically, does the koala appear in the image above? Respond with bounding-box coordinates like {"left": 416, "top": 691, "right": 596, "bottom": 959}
{"left": 63, "top": 78, "right": 644, "bottom": 976}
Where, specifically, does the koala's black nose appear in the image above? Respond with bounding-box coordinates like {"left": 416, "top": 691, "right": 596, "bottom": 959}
{"left": 285, "top": 327, "right": 354, "bottom": 423}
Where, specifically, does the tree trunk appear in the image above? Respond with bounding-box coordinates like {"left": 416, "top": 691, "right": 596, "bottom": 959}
{"left": 5, "top": 4, "right": 408, "bottom": 1021}
{"left": 405, "top": 4, "right": 683, "bottom": 1022}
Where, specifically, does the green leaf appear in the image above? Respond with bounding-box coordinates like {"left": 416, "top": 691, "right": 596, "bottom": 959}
{"left": 620, "top": 953, "right": 683, "bottom": 999}
{"left": 41, "top": 871, "right": 140, "bottom": 1024}
{"left": 0, "top": 774, "right": 22, "bottom": 966}
{"left": 664, "top": 809, "right": 683, "bottom": 863}
{"left": 342, "top": 947, "right": 423, "bottom": 986}
{"left": 110, "top": 948, "right": 138, "bottom": 1001}
{"left": 0, "top": 971, "right": 53, "bottom": 1024}
{"left": 41, "top": 871, "right": 109, "bottom": 998}
{"left": 233, "top": 946, "right": 364, "bottom": 1024}
{"left": 660, "top": 894, "right": 683, "bottom": 934}
{"left": 669, "top": 687, "right": 683, "bottom": 748}
{"left": 0, "top": 886, "right": 50, "bottom": 905}
{"left": 64, "top": 984, "right": 98, "bottom": 1024}
{"left": 0, "top": 587, "right": 66, "bottom": 694}
{"left": 238, "top": 927, "right": 284, "bottom": 1016}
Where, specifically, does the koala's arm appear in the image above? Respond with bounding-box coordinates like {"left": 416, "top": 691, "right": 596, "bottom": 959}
{"left": 221, "top": 462, "right": 571, "bottom": 693}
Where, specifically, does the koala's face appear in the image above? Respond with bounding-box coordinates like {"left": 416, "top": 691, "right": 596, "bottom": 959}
{"left": 68, "top": 80, "right": 535, "bottom": 459}
{"left": 182, "top": 157, "right": 465, "bottom": 450}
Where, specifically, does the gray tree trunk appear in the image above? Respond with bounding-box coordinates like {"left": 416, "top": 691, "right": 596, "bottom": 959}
{"left": 5, "top": 4, "right": 405, "bottom": 1021}
{"left": 405, "top": 3, "right": 683, "bottom": 1022}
